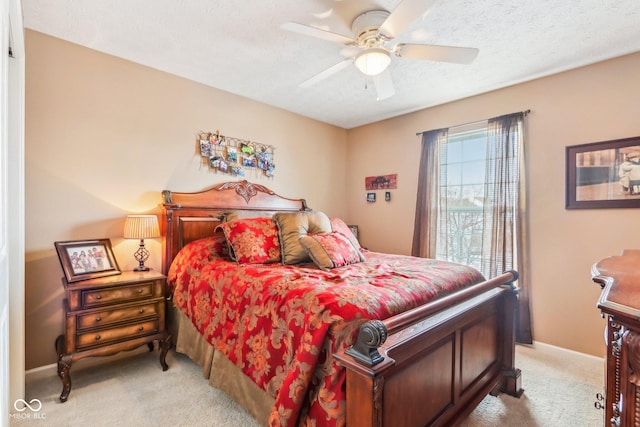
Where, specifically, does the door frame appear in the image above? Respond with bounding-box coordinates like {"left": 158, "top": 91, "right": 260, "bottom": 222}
{"left": 1, "top": 0, "right": 25, "bottom": 423}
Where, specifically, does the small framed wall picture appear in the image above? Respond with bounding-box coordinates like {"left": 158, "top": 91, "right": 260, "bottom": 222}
{"left": 365, "top": 174, "right": 397, "bottom": 190}
{"left": 366, "top": 192, "right": 376, "bottom": 203}
{"left": 385, "top": 192, "right": 391, "bottom": 201}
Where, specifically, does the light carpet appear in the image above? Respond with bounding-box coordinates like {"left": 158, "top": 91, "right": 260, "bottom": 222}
{"left": 11, "top": 344, "right": 603, "bottom": 426}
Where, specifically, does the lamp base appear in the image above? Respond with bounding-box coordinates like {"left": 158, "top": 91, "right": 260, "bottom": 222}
{"left": 133, "top": 239, "right": 151, "bottom": 272}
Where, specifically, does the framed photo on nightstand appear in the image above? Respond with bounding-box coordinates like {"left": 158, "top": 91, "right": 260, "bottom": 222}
{"left": 54, "top": 238, "right": 121, "bottom": 283}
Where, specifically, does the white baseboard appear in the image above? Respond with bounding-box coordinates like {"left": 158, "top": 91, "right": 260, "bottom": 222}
{"left": 25, "top": 362, "right": 58, "bottom": 383}
{"left": 25, "top": 345, "right": 152, "bottom": 383}
{"left": 529, "top": 340, "right": 604, "bottom": 363}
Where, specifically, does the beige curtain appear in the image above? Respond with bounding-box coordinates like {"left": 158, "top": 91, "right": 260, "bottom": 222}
{"left": 412, "top": 128, "right": 448, "bottom": 257}
{"left": 484, "top": 112, "right": 532, "bottom": 344}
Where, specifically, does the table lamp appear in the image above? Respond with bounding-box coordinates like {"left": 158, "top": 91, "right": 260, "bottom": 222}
{"left": 123, "top": 215, "right": 160, "bottom": 271}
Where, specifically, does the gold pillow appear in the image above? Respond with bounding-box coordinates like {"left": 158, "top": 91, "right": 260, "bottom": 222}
{"left": 273, "top": 211, "right": 332, "bottom": 265}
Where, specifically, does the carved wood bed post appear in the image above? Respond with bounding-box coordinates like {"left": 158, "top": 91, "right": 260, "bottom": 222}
{"left": 160, "top": 195, "right": 173, "bottom": 276}
{"left": 497, "top": 271, "right": 524, "bottom": 398}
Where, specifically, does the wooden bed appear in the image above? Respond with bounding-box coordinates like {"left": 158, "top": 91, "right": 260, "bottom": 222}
{"left": 161, "top": 180, "right": 522, "bottom": 427}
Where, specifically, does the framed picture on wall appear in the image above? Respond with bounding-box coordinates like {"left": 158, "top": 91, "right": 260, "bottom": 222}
{"left": 54, "top": 239, "right": 121, "bottom": 283}
{"left": 566, "top": 136, "right": 640, "bottom": 209}
{"left": 365, "top": 174, "right": 397, "bottom": 190}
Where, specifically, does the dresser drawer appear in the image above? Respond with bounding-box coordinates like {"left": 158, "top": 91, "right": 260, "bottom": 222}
{"left": 76, "top": 301, "right": 160, "bottom": 330}
{"left": 76, "top": 319, "right": 159, "bottom": 349}
{"left": 82, "top": 282, "right": 155, "bottom": 307}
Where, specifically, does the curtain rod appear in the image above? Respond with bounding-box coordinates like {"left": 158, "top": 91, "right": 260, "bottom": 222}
{"left": 415, "top": 109, "right": 531, "bottom": 136}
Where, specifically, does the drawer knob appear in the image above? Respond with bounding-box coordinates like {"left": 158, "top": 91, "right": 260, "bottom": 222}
{"left": 95, "top": 316, "right": 102, "bottom": 322}
{"left": 95, "top": 335, "right": 101, "bottom": 341}
{"left": 137, "top": 289, "right": 143, "bottom": 294}
{"left": 138, "top": 326, "right": 144, "bottom": 331}
{"left": 95, "top": 295, "right": 102, "bottom": 300}
{"left": 139, "top": 309, "right": 144, "bottom": 314}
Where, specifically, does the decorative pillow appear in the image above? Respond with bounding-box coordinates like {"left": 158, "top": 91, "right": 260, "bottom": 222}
{"left": 216, "top": 217, "right": 281, "bottom": 264}
{"left": 330, "top": 217, "right": 361, "bottom": 251}
{"left": 273, "top": 211, "right": 332, "bottom": 265}
{"left": 299, "top": 232, "right": 364, "bottom": 270}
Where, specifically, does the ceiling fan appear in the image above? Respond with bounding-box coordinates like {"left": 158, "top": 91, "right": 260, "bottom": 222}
{"left": 281, "top": 0, "right": 479, "bottom": 101}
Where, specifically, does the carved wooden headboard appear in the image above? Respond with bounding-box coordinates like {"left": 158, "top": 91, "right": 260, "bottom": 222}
{"left": 161, "top": 180, "right": 307, "bottom": 274}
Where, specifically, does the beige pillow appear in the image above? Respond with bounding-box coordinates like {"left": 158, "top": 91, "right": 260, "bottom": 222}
{"left": 273, "top": 211, "right": 332, "bottom": 264}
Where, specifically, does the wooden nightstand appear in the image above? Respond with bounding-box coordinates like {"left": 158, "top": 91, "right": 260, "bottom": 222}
{"left": 55, "top": 270, "right": 171, "bottom": 402}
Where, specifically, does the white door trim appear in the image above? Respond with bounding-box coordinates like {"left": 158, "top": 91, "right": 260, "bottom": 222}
{"left": 1, "top": 0, "right": 26, "bottom": 424}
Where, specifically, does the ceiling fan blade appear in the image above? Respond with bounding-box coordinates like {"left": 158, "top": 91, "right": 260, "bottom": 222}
{"left": 340, "top": 45, "right": 363, "bottom": 58}
{"left": 396, "top": 43, "right": 479, "bottom": 64}
{"left": 299, "top": 59, "right": 353, "bottom": 88}
{"left": 281, "top": 22, "right": 355, "bottom": 45}
{"left": 379, "top": 0, "right": 438, "bottom": 39}
{"left": 373, "top": 70, "right": 395, "bottom": 101}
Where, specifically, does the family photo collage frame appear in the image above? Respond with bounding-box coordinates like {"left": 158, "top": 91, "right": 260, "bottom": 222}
{"left": 198, "top": 130, "right": 275, "bottom": 178}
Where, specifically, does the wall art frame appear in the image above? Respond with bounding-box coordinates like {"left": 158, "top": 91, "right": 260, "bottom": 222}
{"left": 55, "top": 239, "right": 121, "bottom": 283}
{"left": 566, "top": 136, "right": 640, "bottom": 209}
{"left": 365, "top": 174, "right": 397, "bottom": 190}
{"left": 197, "top": 130, "right": 275, "bottom": 178}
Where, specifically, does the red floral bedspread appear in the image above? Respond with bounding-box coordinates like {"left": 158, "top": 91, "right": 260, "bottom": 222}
{"left": 168, "top": 237, "right": 485, "bottom": 427}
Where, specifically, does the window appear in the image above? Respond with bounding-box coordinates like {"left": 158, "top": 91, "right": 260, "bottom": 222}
{"left": 415, "top": 114, "right": 524, "bottom": 279}
{"left": 436, "top": 125, "right": 488, "bottom": 272}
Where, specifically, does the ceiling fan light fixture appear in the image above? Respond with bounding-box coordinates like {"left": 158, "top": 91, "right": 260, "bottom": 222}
{"left": 354, "top": 48, "right": 391, "bottom": 76}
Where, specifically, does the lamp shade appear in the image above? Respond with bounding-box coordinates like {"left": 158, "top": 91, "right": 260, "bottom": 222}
{"left": 123, "top": 215, "right": 160, "bottom": 239}
{"left": 354, "top": 48, "right": 391, "bottom": 76}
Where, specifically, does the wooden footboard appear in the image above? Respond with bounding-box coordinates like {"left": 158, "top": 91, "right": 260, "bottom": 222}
{"left": 334, "top": 271, "right": 522, "bottom": 427}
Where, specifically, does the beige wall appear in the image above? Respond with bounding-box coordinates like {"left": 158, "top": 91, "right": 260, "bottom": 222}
{"left": 24, "top": 30, "right": 348, "bottom": 369}
{"left": 346, "top": 52, "right": 640, "bottom": 357}
{"left": 24, "top": 28, "right": 640, "bottom": 369}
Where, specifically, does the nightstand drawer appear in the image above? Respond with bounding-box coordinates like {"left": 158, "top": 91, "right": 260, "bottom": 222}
{"left": 76, "top": 301, "right": 160, "bottom": 330}
{"left": 82, "top": 282, "right": 155, "bottom": 307}
{"left": 76, "top": 319, "right": 159, "bottom": 349}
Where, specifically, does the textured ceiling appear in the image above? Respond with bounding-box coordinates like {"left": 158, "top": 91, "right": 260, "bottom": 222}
{"left": 22, "top": 0, "right": 640, "bottom": 129}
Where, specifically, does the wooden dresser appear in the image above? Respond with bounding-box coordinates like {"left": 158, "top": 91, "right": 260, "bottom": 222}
{"left": 593, "top": 250, "right": 640, "bottom": 427}
{"left": 55, "top": 270, "right": 171, "bottom": 402}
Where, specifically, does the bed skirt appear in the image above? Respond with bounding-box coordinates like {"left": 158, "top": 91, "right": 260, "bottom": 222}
{"left": 170, "top": 305, "right": 273, "bottom": 426}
